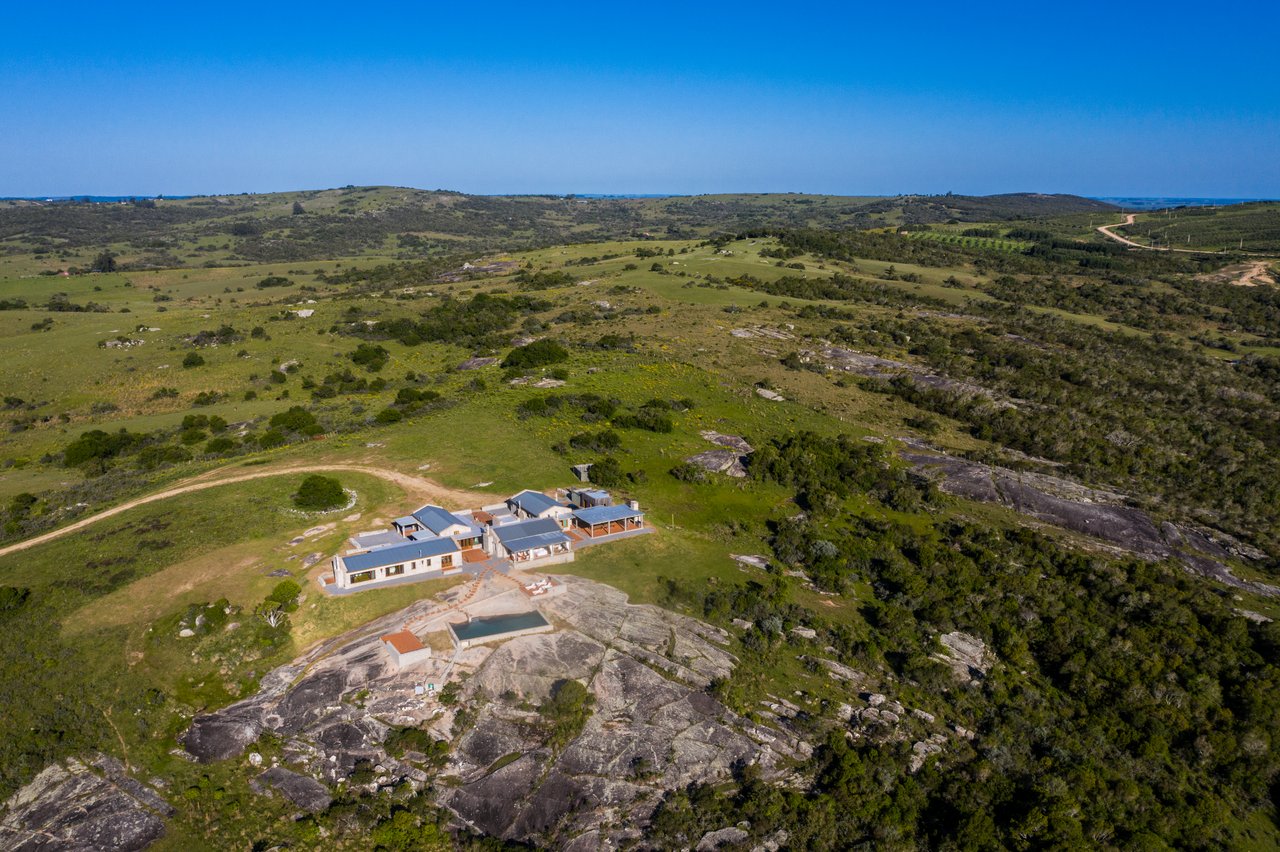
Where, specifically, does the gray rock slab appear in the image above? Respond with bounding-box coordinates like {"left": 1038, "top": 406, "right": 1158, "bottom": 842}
{"left": 254, "top": 767, "right": 332, "bottom": 813}
{"left": 0, "top": 755, "right": 172, "bottom": 852}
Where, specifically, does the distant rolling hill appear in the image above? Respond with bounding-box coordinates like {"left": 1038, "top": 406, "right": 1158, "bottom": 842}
{"left": 0, "top": 187, "right": 1120, "bottom": 266}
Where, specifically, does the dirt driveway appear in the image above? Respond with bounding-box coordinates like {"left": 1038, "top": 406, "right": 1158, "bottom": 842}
{"left": 0, "top": 463, "right": 491, "bottom": 559}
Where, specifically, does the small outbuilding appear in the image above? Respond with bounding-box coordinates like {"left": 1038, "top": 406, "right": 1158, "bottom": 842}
{"left": 381, "top": 630, "right": 431, "bottom": 668}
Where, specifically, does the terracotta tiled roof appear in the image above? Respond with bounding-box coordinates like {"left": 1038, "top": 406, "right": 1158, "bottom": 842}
{"left": 381, "top": 630, "right": 425, "bottom": 654}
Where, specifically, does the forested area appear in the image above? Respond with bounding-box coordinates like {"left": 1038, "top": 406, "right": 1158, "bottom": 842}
{"left": 656, "top": 431, "right": 1280, "bottom": 849}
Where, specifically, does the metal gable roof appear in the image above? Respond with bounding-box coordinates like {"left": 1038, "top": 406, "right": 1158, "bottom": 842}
{"left": 572, "top": 504, "right": 643, "bottom": 525}
{"left": 508, "top": 490, "right": 565, "bottom": 516}
{"left": 501, "top": 530, "right": 573, "bottom": 553}
{"left": 494, "top": 516, "right": 562, "bottom": 544}
{"left": 341, "top": 537, "right": 459, "bottom": 572}
{"left": 411, "top": 504, "right": 468, "bottom": 535}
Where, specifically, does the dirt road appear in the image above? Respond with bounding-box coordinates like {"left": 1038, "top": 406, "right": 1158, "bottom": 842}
{"left": 1235, "top": 261, "right": 1277, "bottom": 287}
{"left": 0, "top": 463, "right": 491, "bottom": 559}
{"left": 1096, "top": 214, "right": 1274, "bottom": 262}
{"left": 1095, "top": 213, "right": 1152, "bottom": 249}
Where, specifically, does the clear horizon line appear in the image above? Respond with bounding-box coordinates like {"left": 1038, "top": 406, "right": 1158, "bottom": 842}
{"left": 3, "top": 188, "right": 1276, "bottom": 203}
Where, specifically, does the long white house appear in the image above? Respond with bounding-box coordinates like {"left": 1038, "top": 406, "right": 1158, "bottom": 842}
{"left": 330, "top": 536, "right": 461, "bottom": 589}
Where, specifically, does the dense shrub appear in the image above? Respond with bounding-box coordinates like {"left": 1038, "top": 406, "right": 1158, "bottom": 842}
{"left": 502, "top": 339, "right": 569, "bottom": 370}
{"left": 350, "top": 343, "right": 390, "bottom": 372}
{"left": 292, "top": 475, "right": 345, "bottom": 510}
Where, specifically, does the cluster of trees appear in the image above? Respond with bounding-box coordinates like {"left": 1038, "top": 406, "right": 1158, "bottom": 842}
{"left": 518, "top": 393, "right": 687, "bottom": 439}
{"left": 349, "top": 343, "right": 390, "bottom": 372}
{"left": 512, "top": 268, "right": 577, "bottom": 290}
{"left": 501, "top": 338, "right": 568, "bottom": 370}
{"left": 539, "top": 679, "right": 595, "bottom": 752}
{"left": 727, "top": 271, "right": 947, "bottom": 309}
{"left": 375, "top": 386, "right": 444, "bottom": 424}
{"left": 353, "top": 293, "right": 551, "bottom": 350}
{"left": 750, "top": 430, "right": 938, "bottom": 517}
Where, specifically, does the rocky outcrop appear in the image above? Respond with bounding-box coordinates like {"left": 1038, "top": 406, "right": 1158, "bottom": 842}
{"left": 686, "top": 449, "right": 749, "bottom": 478}
{"left": 441, "top": 636, "right": 794, "bottom": 845}
{"left": 903, "top": 444, "right": 1280, "bottom": 598}
{"left": 700, "top": 431, "right": 755, "bottom": 455}
{"left": 698, "top": 826, "right": 750, "bottom": 849}
{"left": 177, "top": 576, "right": 804, "bottom": 847}
{"left": 808, "top": 345, "right": 1013, "bottom": 407}
{"left": 686, "top": 432, "right": 754, "bottom": 478}
{"left": 935, "top": 632, "right": 992, "bottom": 683}
{"left": 0, "top": 755, "right": 172, "bottom": 852}
{"left": 251, "top": 767, "right": 332, "bottom": 813}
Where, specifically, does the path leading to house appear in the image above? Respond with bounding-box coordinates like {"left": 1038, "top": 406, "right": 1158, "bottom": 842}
{"left": 0, "top": 462, "right": 491, "bottom": 559}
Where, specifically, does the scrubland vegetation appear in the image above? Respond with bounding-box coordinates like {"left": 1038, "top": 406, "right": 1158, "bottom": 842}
{"left": 1, "top": 189, "right": 1279, "bottom": 847}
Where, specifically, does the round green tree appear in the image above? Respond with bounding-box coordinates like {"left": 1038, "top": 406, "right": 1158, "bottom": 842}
{"left": 293, "top": 474, "right": 346, "bottom": 510}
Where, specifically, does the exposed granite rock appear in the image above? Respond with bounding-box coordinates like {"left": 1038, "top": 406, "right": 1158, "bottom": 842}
{"left": 0, "top": 755, "right": 172, "bottom": 852}
{"left": 252, "top": 767, "right": 332, "bottom": 813}
{"left": 909, "top": 738, "right": 945, "bottom": 773}
{"left": 441, "top": 642, "right": 792, "bottom": 845}
{"left": 178, "top": 576, "right": 802, "bottom": 847}
{"left": 801, "top": 656, "right": 865, "bottom": 685}
{"left": 936, "top": 632, "right": 992, "bottom": 682}
{"left": 700, "top": 431, "right": 755, "bottom": 454}
{"left": 903, "top": 444, "right": 1280, "bottom": 598}
{"left": 698, "top": 826, "right": 750, "bottom": 849}
{"left": 685, "top": 431, "right": 755, "bottom": 479}
{"left": 731, "top": 327, "right": 795, "bottom": 341}
{"left": 686, "top": 449, "right": 749, "bottom": 478}
{"left": 809, "top": 345, "right": 1012, "bottom": 406}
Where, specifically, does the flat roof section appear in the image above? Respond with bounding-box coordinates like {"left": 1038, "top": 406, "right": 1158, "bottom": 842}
{"left": 350, "top": 530, "right": 408, "bottom": 551}
{"left": 449, "top": 611, "right": 550, "bottom": 643}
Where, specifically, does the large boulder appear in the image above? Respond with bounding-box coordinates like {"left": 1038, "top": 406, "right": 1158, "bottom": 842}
{"left": 253, "top": 767, "right": 332, "bottom": 813}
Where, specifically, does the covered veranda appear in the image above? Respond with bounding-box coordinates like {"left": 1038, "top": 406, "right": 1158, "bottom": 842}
{"left": 571, "top": 504, "right": 645, "bottom": 538}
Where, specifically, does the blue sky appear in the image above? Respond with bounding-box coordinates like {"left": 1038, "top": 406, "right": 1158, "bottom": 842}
{"left": 2, "top": 1, "right": 1276, "bottom": 197}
